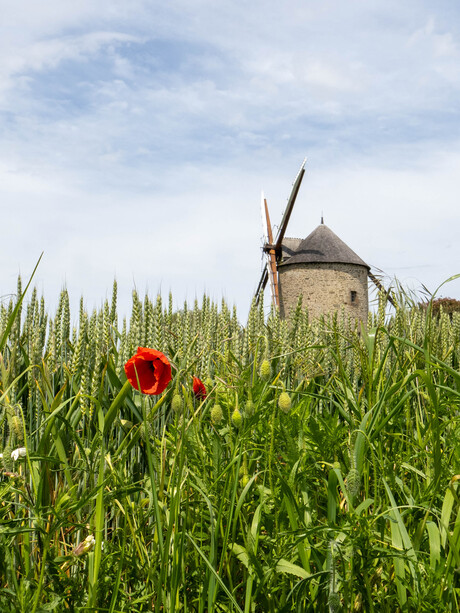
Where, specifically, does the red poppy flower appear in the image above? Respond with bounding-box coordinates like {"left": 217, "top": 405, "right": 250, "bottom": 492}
{"left": 192, "top": 376, "right": 207, "bottom": 400}
{"left": 124, "top": 347, "right": 172, "bottom": 395}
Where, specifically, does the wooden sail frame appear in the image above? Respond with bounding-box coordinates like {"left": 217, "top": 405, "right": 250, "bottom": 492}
{"left": 255, "top": 159, "right": 306, "bottom": 306}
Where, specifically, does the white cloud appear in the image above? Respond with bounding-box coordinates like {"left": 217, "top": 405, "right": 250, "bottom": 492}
{"left": 1, "top": 0, "right": 460, "bottom": 319}
{"left": 0, "top": 31, "right": 141, "bottom": 104}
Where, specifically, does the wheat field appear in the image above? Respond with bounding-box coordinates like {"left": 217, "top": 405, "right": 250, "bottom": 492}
{"left": 0, "top": 270, "right": 459, "bottom": 611}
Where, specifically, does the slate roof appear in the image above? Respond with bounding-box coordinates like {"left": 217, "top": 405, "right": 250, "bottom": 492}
{"left": 279, "top": 224, "right": 369, "bottom": 269}
{"left": 280, "top": 237, "right": 302, "bottom": 259}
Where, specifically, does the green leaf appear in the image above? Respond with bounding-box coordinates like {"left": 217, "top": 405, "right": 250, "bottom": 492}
{"left": 276, "top": 558, "right": 310, "bottom": 579}
{"left": 426, "top": 521, "right": 441, "bottom": 571}
{"left": 231, "top": 543, "right": 249, "bottom": 570}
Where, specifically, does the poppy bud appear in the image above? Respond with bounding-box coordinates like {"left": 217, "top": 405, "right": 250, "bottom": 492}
{"left": 245, "top": 400, "right": 254, "bottom": 417}
{"left": 278, "top": 392, "right": 291, "bottom": 413}
{"left": 192, "top": 377, "right": 207, "bottom": 400}
{"left": 231, "top": 408, "right": 243, "bottom": 429}
{"left": 171, "top": 394, "right": 183, "bottom": 413}
{"left": 259, "top": 359, "right": 271, "bottom": 381}
{"left": 210, "top": 404, "right": 223, "bottom": 424}
{"left": 327, "top": 592, "right": 341, "bottom": 612}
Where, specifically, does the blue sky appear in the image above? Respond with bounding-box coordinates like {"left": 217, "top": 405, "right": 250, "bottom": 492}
{"left": 1, "top": 0, "right": 460, "bottom": 320}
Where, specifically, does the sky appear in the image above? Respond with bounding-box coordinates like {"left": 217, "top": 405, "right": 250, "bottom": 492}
{"left": 1, "top": 0, "right": 460, "bottom": 322}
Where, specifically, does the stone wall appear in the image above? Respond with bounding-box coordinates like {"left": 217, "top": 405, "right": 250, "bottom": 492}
{"left": 278, "top": 262, "right": 369, "bottom": 321}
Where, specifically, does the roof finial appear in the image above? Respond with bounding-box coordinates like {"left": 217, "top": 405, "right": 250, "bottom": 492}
{"left": 321, "top": 212, "right": 324, "bottom": 225}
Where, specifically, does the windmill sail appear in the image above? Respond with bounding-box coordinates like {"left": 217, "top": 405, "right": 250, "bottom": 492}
{"left": 255, "top": 159, "right": 307, "bottom": 306}
{"left": 261, "top": 196, "right": 279, "bottom": 307}
{"left": 255, "top": 267, "right": 268, "bottom": 301}
{"left": 274, "top": 157, "right": 306, "bottom": 252}
{"left": 368, "top": 271, "right": 396, "bottom": 307}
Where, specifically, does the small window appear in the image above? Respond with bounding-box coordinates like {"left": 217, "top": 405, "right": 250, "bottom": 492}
{"left": 350, "top": 291, "right": 357, "bottom": 303}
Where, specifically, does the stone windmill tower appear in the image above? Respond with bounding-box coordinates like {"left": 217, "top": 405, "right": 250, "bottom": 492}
{"left": 255, "top": 160, "right": 388, "bottom": 320}
{"left": 277, "top": 222, "right": 369, "bottom": 320}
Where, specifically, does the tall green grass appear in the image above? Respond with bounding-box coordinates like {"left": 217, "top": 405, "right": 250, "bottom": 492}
{"left": 0, "top": 277, "right": 459, "bottom": 611}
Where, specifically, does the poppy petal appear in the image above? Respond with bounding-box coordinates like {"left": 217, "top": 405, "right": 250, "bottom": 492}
{"left": 124, "top": 348, "right": 172, "bottom": 395}
{"left": 192, "top": 376, "right": 207, "bottom": 400}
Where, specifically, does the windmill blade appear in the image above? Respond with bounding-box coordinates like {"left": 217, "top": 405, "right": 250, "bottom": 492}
{"left": 255, "top": 158, "right": 306, "bottom": 308}
{"left": 255, "top": 192, "right": 269, "bottom": 305}
{"left": 255, "top": 267, "right": 268, "bottom": 305}
{"left": 262, "top": 197, "right": 280, "bottom": 307}
{"left": 256, "top": 193, "right": 280, "bottom": 307}
{"left": 368, "top": 271, "right": 396, "bottom": 308}
{"left": 260, "top": 191, "right": 268, "bottom": 243}
{"left": 274, "top": 158, "right": 306, "bottom": 252}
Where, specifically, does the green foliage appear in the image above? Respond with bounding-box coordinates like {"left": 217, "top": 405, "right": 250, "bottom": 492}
{"left": 422, "top": 297, "right": 460, "bottom": 318}
{"left": 0, "top": 279, "right": 459, "bottom": 611}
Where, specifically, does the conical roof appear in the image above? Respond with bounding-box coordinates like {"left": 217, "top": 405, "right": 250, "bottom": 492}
{"left": 279, "top": 224, "right": 369, "bottom": 269}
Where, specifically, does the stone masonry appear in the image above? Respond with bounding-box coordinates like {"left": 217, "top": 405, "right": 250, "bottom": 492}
{"left": 278, "top": 261, "right": 369, "bottom": 321}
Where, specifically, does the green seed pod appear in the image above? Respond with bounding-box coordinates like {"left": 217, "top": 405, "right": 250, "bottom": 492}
{"left": 245, "top": 400, "right": 254, "bottom": 417}
{"left": 231, "top": 408, "right": 243, "bottom": 429}
{"left": 259, "top": 359, "right": 271, "bottom": 381}
{"left": 171, "top": 394, "right": 183, "bottom": 414}
{"left": 327, "top": 591, "right": 341, "bottom": 612}
{"left": 278, "top": 392, "right": 291, "bottom": 413}
{"left": 210, "top": 404, "right": 223, "bottom": 424}
{"left": 346, "top": 468, "right": 361, "bottom": 498}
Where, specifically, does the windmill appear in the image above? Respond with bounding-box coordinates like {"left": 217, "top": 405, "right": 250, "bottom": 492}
{"left": 254, "top": 159, "right": 395, "bottom": 314}
{"left": 255, "top": 158, "right": 307, "bottom": 307}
